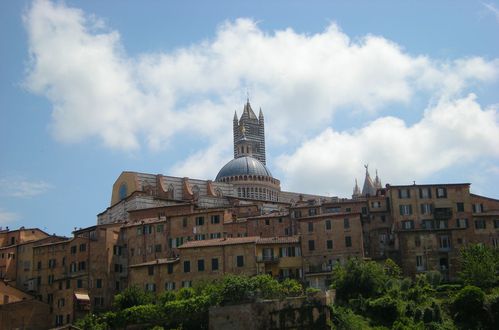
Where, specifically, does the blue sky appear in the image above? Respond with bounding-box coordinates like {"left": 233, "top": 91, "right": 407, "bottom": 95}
{"left": 1, "top": 0, "right": 498, "bottom": 236}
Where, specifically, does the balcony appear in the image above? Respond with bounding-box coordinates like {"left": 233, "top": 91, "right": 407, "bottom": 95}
{"left": 307, "top": 264, "right": 333, "bottom": 274}
{"left": 256, "top": 255, "right": 279, "bottom": 263}
{"left": 434, "top": 208, "right": 452, "bottom": 220}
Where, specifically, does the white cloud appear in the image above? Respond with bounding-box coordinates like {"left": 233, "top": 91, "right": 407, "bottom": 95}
{"left": 483, "top": 2, "right": 499, "bottom": 22}
{"left": 277, "top": 94, "right": 499, "bottom": 196}
{"left": 0, "top": 177, "right": 53, "bottom": 198}
{"left": 24, "top": 0, "right": 499, "bottom": 151}
{"left": 0, "top": 208, "right": 20, "bottom": 225}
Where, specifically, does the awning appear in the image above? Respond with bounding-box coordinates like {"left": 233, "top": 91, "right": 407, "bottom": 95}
{"left": 74, "top": 293, "right": 90, "bottom": 301}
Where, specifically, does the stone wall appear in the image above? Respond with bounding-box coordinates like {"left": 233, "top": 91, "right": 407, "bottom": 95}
{"left": 209, "top": 291, "right": 333, "bottom": 330}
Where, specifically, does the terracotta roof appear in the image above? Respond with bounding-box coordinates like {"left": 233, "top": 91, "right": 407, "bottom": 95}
{"left": 257, "top": 236, "right": 300, "bottom": 244}
{"left": 129, "top": 258, "right": 180, "bottom": 268}
{"left": 178, "top": 236, "right": 259, "bottom": 249}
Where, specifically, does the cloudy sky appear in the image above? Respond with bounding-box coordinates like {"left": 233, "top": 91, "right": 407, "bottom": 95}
{"left": 1, "top": 0, "right": 498, "bottom": 235}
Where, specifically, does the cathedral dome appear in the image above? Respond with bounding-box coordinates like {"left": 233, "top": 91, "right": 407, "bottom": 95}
{"left": 215, "top": 156, "right": 273, "bottom": 181}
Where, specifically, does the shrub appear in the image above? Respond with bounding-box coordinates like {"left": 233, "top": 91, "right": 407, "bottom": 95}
{"left": 113, "top": 285, "right": 154, "bottom": 310}
{"left": 451, "top": 285, "right": 487, "bottom": 329}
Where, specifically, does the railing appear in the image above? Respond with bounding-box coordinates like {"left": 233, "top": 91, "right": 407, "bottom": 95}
{"left": 256, "top": 255, "right": 279, "bottom": 263}
{"left": 434, "top": 208, "right": 452, "bottom": 220}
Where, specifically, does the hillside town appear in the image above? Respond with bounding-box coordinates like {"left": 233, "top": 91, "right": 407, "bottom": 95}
{"left": 1, "top": 100, "right": 499, "bottom": 328}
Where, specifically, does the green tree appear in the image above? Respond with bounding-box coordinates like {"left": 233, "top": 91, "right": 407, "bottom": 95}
{"left": 332, "top": 258, "right": 389, "bottom": 302}
{"left": 451, "top": 285, "right": 488, "bottom": 329}
{"left": 113, "top": 285, "right": 154, "bottom": 310}
{"left": 458, "top": 244, "right": 497, "bottom": 288}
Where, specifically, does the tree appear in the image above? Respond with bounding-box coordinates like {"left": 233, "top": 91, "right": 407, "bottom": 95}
{"left": 459, "top": 244, "right": 497, "bottom": 288}
{"left": 451, "top": 285, "right": 488, "bottom": 329}
{"left": 332, "top": 258, "right": 389, "bottom": 302}
{"left": 113, "top": 285, "right": 154, "bottom": 310}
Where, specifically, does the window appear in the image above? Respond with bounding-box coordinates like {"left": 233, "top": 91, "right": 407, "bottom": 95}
{"left": 77, "top": 279, "right": 83, "bottom": 288}
{"left": 148, "top": 266, "right": 154, "bottom": 276}
{"left": 327, "top": 240, "right": 333, "bottom": 250}
{"left": 79, "top": 244, "right": 86, "bottom": 252}
{"left": 494, "top": 219, "right": 499, "bottom": 229}
{"left": 420, "top": 203, "right": 433, "bottom": 215}
{"left": 165, "top": 282, "right": 176, "bottom": 291}
{"left": 211, "top": 258, "right": 219, "bottom": 271}
{"left": 48, "top": 275, "right": 54, "bottom": 285}
{"left": 167, "top": 263, "right": 174, "bottom": 274}
{"left": 96, "top": 279, "right": 102, "bottom": 288}
{"left": 70, "top": 246, "right": 77, "bottom": 254}
{"left": 361, "top": 207, "right": 368, "bottom": 215}
{"left": 182, "top": 217, "right": 188, "bottom": 227}
{"left": 197, "top": 259, "right": 205, "bottom": 272}
{"left": 48, "top": 259, "right": 56, "bottom": 268}
{"left": 422, "top": 220, "right": 434, "bottom": 230}
{"left": 308, "top": 208, "right": 317, "bottom": 216}
{"left": 436, "top": 220, "right": 448, "bottom": 229}
{"left": 145, "top": 283, "right": 156, "bottom": 292}
{"left": 416, "top": 256, "right": 424, "bottom": 271}
{"left": 493, "top": 238, "right": 499, "bottom": 249}
{"left": 415, "top": 237, "right": 421, "bottom": 247}
{"left": 155, "top": 244, "right": 162, "bottom": 253}
{"left": 114, "top": 264, "right": 123, "bottom": 273}
{"left": 236, "top": 255, "right": 244, "bottom": 267}
{"left": 195, "top": 216, "right": 205, "bottom": 226}
{"left": 308, "top": 222, "right": 313, "bottom": 233}
{"left": 113, "top": 245, "right": 122, "bottom": 256}
{"left": 182, "top": 280, "right": 192, "bottom": 288}
{"left": 210, "top": 233, "right": 221, "bottom": 239}
{"left": 37, "top": 261, "right": 42, "bottom": 270}
{"left": 457, "top": 218, "right": 468, "bottom": 228}
{"left": 66, "top": 280, "right": 70, "bottom": 289}
{"left": 137, "top": 227, "right": 142, "bottom": 235}
{"left": 325, "top": 220, "right": 332, "bottom": 230}
{"left": 456, "top": 203, "right": 464, "bottom": 212}
{"left": 183, "top": 261, "right": 190, "bottom": 273}
{"left": 371, "top": 201, "right": 381, "bottom": 208}
{"left": 400, "top": 205, "right": 413, "bottom": 216}
{"left": 475, "top": 219, "right": 486, "bottom": 229}
{"left": 472, "top": 203, "right": 484, "bottom": 213}
{"left": 308, "top": 240, "right": 315, "bottom": 251}
{"left": 436, "top": 187, "right": 447, "bottom": 198}
{"left": 58, "top": 298, "right": 65, "bottom": 308}
{"left": 399, "top": 188, "right": 410, "bottom": 198}
{"left": 439, "top": 236, "right": 450, "bottom": 250}
{"left": 94, "top": 297, "right": 104, "bottom": 307}
{"left": 70, "top": 262, "right": 77, "bottom": 272}
{"left": 419, "top": 187, "right": 431, "bottom": 199}
{"left": 47, "top": 294, "right": 53, "bottom": 304}
{"left": 345, "top": 236, "right": 352, "bottom": 247}
{"left": 194, "top": 234, "right": 206, "bottom": 241}
{"left": 156, "top": 224, "right": 164, "bottom": 232}
{"left": 344, "top": 218, "right": 350, "bottom": 229}
{"left": 78, "top": 261, "right": 86, "bottom": 271}
{"left": 402, "top": 220, "right": 414, "bottom": 230}
{"left": 211, "top": 215, "right": 220, "bottom": 224}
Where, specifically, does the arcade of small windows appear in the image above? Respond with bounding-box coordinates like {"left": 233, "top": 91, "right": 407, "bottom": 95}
{"left": 237, "top": 186, "right": 277, "bottom": 201}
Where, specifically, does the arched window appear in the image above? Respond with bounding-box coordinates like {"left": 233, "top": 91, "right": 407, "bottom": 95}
{"left": 119, "top": 183, "right": 128, "bottom": 201}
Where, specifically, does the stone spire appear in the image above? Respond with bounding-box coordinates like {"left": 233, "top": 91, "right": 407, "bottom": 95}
{"left": 374, "top": 169, "right": 382, "bottom": 189}
{"left": 352, "top": 178, "right": 361, "bottom": 199}
{"left": 361, "top": 164, "right": 377, "bottom": 196}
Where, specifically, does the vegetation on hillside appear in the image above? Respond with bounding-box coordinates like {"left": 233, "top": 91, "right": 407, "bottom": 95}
{"left": 75, "top": 244, "right": 499, "bottom": 329}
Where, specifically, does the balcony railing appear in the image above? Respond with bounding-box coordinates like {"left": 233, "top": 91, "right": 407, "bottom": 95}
{"left": 434, "top": 208, "right": 452, "bottom": 220}
{"left": 256, "top": 255, "right": 279, "bottom": 263}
